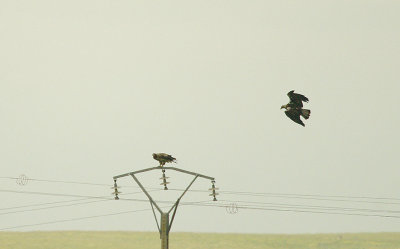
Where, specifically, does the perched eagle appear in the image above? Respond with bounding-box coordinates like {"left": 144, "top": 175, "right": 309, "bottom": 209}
{"left": 152, "top": 153, "right": 177, "bottom": 166}
{"left": 281, "top": 90, "right": 311, "bottom": 127}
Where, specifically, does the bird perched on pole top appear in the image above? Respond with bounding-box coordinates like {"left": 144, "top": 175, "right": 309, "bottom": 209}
{"left": 153, "top": 153, "right": 177, "bottom": 167}
{"left": 281, "top": 90, "right": 311, "bottom": 127}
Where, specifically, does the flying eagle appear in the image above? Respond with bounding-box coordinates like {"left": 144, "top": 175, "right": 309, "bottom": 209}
{"left": 281, "top": 90, "right": 311, "bottom": 127}
{"left": 287, "top": 90, "right": 309, "bottom": 107}
{"left": 152, "top": 153, "right": 177, "bottom": 166}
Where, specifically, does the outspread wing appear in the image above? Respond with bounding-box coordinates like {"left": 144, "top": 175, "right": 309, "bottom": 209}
{"left": 285, "top": 109, "right": 305, "bottom": 126}
{"left": 287, "top": 90, "right": 309, "bottom": 108}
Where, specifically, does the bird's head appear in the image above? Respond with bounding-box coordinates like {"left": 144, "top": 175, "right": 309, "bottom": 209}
{"left": 152, "top": 153, "right": 157, "bottom": 159}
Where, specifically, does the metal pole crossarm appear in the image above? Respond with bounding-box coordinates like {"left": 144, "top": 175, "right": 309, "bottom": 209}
{"left": 168, "top": 199, "right": 179, "bottom": 233}
{"left": 130, "top": 174, "right": 163, "bottom": 214}
{"left": 167, "top": 175, "right": 198, "bottom": 214}
{"left": 113, "top": 166, "right": 215, "bottom": 181}
{"left": 163, "top": 167, "right": 215, "bottom": 181}
{"left": 150, "top": 202, "right": 161, "bottom": 233}
{"left": 113, "top": 166, "right": 160, "bottom": 179}
{"left": 167, "top": 175, "right": 198, "bottom": 232}
{"left": 112, "top": 165, "right": 216, "bottom": 249}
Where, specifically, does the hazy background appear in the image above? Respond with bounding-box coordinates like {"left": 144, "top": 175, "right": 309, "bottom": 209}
{"left": 1, "top": 0, "right": 399, "bottom": 234}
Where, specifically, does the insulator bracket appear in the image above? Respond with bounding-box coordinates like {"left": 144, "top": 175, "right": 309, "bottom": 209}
{"left": 161, "top": 169, "right": 170, "bottom": 190}
{"left": 210, "top": 180, "right": 218, "bottom": 201}
{"left": 112, "top": 179, "right": 120, "bottom": 200}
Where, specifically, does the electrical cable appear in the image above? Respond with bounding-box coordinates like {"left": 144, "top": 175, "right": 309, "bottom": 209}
{"left": 0, "top": 207, "right": 163, "bottom": 231}
{"left": 0, "top": 199, "right": 110, "bottom": 216}
{"left": 215, "top": 199, "right": 400, "bottom": 214}
{"left": 2, "top": 175, "right": 400, "bottom": 232}
{"left": 3, "top": 176, "right": 400, "bottom": 203}
{"left": 3, "top": 175, "right": 400, "bottom": 207}
{"left": 3, "top": 199, "right": 400, "bottom": 231}
{"left": 180, "top": 202, "right": 400, "bottom": 219}
{"left": 0, "top": 198, "right": 98, "bottom": 211}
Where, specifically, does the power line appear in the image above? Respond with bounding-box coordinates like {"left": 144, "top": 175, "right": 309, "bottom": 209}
{"left": 0, "top": 201, "right": 212, "bottom": 231}
{"left": 0, "top": 198, "right": 101, "bottom": 211}
{"left": 3, "top": 186, "right": 400, "bottom": 222}
{"left": 0, "top": 189, "right": 162, "bottom": 210}
{"left": 0, "top": 207, "right": 161, "bottom": 231}
{"left": 2, "top": 199, "right": 400, "bottom": 231}
{"left": 3, "top": 186, "right": 400, "bottom": 217}
{"left": 0, "top": 176, "right": 148, "bottom": 190}
{"left": 158, "top": 199, "right": 400, "bottom": 216}
{"left": 214, "top": 192, "right": 400, "bottom": 206}
{"left": 181, "top": 202, "right": 400, "bottom": 219}
{"left": 215, "top": 190, "right": 400, "bottom": 202}
{"left": 0, "top": 189, "right": 123, "bottom": 200}
{"left": 167, "top": 188, "right": 400, "bottom": 206}
{"left": 3, "top": 176, "right": 400, "bottom": 203}
{"left": 1, "top": 188, "right": 400, "bottom": 231}
{"left": 215, "top": 199, "right": 400, "bottom": 215}
{"left": 119, "top": 197, "right": 400, "bottom": 216}
{"left": 0, "top": 191, "right": 212, "bottom": 216}
{"left": 0, "top": 176, "right": 135, "bottom": 188}
{"left": 1, "top": 174, "right": 400, "bottom": 233}
{"left": 3, "top": 177, "right": 400, "bottom": 227}
{"left": 4, "top": 188, "right": 399, "bottom": 218}
{"left": 0, "top": 199, "right": 110, "bottom": 216}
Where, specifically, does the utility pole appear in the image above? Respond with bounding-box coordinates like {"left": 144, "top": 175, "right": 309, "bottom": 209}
{"left": 112, "top": 166, "right": 218, "bottom": 249}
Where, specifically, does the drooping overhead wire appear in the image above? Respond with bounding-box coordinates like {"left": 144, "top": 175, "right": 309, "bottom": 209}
{"left": 0, "top": 189, "right": 135, "bottom": 200}
{"left": 3, "top": 187, "right": 400, "bottom": 219}
{"left": 2, "top": 176, "right": 400, "bottom": 204}
{"left": 0, "top": 188, "right": 217, "bottom": 216}
{"left": 168, "top": 188, "right": 400, "bottom": 205}
{"left": 213, "top": 190, "right": 400, "bottom": 202}
{"left": 2, "top": 174, "right": 400, "bottom": 232}
{"left": 217, "top": 193, "right": 400, "bottom": 205}
{"left": 2, "top": 198, "right": 400, "bottom": 231}
{"left": 0, "top": 176, "right": 138, "bottom": 188}
{"left": 0, "top": 198, "right": 99, "bottom": 211}
{"left": 180, "top": 202, "right": 400, "bottom": 219}
{"left": 0, "top": 207, "right": 161, "bottom": 231}
{"left": 215, "top": 199, "right": 400, "bottom": 214}
{"left": 0, "top": 189, "right": 168, "bottom": 202}
{"left": 0, "top": 199, "right": 110, "bottom": 216}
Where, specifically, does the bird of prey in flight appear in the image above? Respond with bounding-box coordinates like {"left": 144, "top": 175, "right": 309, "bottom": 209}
{"left": 152, "top": 153, "right": 177, "bottom": 166}
{"left": 281, "top": 90, "right": 311, "bottom": 127}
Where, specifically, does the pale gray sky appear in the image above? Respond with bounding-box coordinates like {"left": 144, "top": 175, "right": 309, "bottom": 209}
{"left": 1, "top": 0, "right": 400, "bottom": 234}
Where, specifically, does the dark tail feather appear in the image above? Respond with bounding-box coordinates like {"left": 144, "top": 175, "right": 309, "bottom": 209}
{"left": 301, "top": 109, "right": 311, "bottom": 119}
